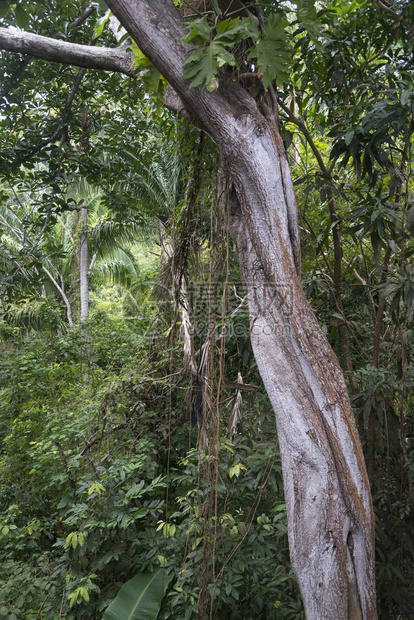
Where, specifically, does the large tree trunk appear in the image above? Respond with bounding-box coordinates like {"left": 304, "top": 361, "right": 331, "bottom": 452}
{"left": 104, "top": 1, "right": 377, "bottom": 617}
{"left": 226, "top": 166, "right": 375, "bottom": 618}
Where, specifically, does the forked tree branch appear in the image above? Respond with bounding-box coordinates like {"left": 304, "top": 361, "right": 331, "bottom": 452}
{"left": 0, "top": 27, "right": 136, "bottom": 76}
{"left": 42, "top": 265, "right": 74, "bottom": 326}
{"left": 69, "top": 2, "right": 99, "bottom": 30}
{"left": 370, "top": 0, "right": 414, "bottom": 37}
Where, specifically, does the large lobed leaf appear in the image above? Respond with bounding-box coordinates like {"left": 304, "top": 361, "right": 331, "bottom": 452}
{"left": 183, "top": 17, "right": 258, "bottom": 91}
{"left": 251, "top": 14, "right": 292, "bottom": 89}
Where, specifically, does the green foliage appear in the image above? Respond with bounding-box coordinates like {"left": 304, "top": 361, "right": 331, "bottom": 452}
{"left": 129, "top": 45, "right": 167, "bottom": 102}
{"left": 0, "top": 2, "right": 9, "bottom": 18}
{"left": 15, "top": 4, "right": 30, "bottom": 30}
{"left": 103, "top": 570, "right": 172, "bottom": 620}
{"left": 380, "top": 266, "right": 414, "bottom": 319}
{"left": 349, "top": 194, "right": 401, "bottom": 260}
{"left": 159, "top": 438, "right": 301, "bottom": 619}
{"left": 183, "top": 16, "right": 258, "bottom": 91}
{"left": 251, "top": 13, "right": 292, "bottom": 89}
{"left": 181, "top": 1, "right": 332, "bottom": 91}
{"left": 0, "top": 288, "right": 299, "bottom": 618}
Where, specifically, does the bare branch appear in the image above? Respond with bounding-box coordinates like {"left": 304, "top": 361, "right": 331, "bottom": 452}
{"left": 370, "top": 0, "right": 414, "bottom": 37}
{"left": 0, "top": 27, "right": 136, "bottom": 76}
{"left": 55, "top": 441, "right": 76, "bottom": 489}
{"left": 57, "top": 215, "right": 74, "bottom": 244}
{"left": 0, "top": 213, "right": 24, "bottom": 241}
{"left": 79, "top": 421, "right": 129, "bottom": 456}
{"left": 224, "top": 379, "right": 262, "bottom": 393}
{"left": 69, "top": 2, "right": 99, "bottom": 29}
{"left": 42, "top": 265, "right": 74, "bottom": 325}
{"left": 2, "top": 248, "right": 31, "bottom": 281}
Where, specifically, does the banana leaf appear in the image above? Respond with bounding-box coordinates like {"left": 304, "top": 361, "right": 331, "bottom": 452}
{"left": 103, "top": 570, "right": 171, "bottom": 620}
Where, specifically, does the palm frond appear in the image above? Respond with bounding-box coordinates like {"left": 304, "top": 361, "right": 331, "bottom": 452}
{"left": 3, "top": 299, "right": 65, "bottom": 331}
{"left": 113, "top": 147, "right": 181, "bottom": 217}
{"left": 88, "top": 219, "right": 154, "bottom": 259}
{"left": 91, "top": 259, "right": 138, "bottom": 288}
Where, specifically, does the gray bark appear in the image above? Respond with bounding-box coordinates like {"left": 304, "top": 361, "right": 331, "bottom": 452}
{"left": 0, "top": 27, "right": 135, "bottom": 76}
{"left": 42, "top": 266, "right": 73, "bottom": 326}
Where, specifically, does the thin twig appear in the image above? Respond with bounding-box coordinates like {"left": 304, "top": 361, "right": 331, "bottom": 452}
{"left": 79, "top": 421, "right": 129, "bottom": 456}
{"left": 370, "top": 0, "right": 414, "bottom": 37}
{"left": 69, "top": 3, "right": 99, "bottom": 30}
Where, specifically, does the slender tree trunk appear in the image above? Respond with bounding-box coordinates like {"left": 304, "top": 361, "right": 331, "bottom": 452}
{"left": 80, "top": 201, "right": 89, "bottom": 321}
{"left": 104, "top": 1, "right": 377, "bottom": 617}
{"left": 42, "top": 266, "right": 73, "bottom": 326}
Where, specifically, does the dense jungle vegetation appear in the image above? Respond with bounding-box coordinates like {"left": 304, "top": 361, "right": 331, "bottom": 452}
{"left": 0, "top": 0, "right": 413, "bottom": 618}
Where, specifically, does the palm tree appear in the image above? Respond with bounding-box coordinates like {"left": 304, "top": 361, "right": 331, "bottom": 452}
{"left": 0, "top": 181, "right": 147, "bottom": 327}
{"left": 0, "top": 139, "right": 182, "bottom": 328}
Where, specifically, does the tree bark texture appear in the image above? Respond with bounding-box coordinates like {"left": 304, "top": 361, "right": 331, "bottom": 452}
{"left": 0, "top": 2, "right": 377, "bottom": 617}
{"left": 0, "top": 27, "right": 135, "bottom": 76}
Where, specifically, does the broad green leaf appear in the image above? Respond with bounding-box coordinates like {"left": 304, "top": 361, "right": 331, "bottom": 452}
{"left": 250, "top": 14, "right": 292, "bottom": 89}
{"left": 142, "top": 66, "right": 164, "bottom": 94}
{"left": 15, "top": 4, "right": 29, "bottom": 30}
{"left": 64, "top": 531, "right": 86, "bottom": 549}
{"left": 183, "top": 46, "right": 219, "bottom": 91}
{"left": 229, "top": 463, "right": 246, "bottom": 478}
{"left": 130, "top": 45, "right": 165, "bottom": 94}
{"left": 295, "top": 0, "right": 322, "bottom": 47}
{"left": 183, "top": 16, "right": 258, "bottom": 90}
{"left": 215, "top": 17, "right": 258, "bottom": 45}
{"left": 94, "top": 10, "right": 111, "bottom": 38}
{"left": 88, "top": 482, "right": 106, "bottom": 495}
{"left": 401, "top": 88, "right": 413, "bottom": 107}
{"left": 344, "top": 130, "right": 355, "bottom": 146}
{"left": 80, "top": 587, "right": 90, "bottom": 602}
{"left": 0, "top": 2, "right": 9, "bottom": 18}
{"left": 69, "top": 591, "right": 79, "bottom": 608}
{"left": 184, "top": 16, "right": 212, "bottom": 44}
{"left": 103, "top": 570, "right": 172, "bottom": 620}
